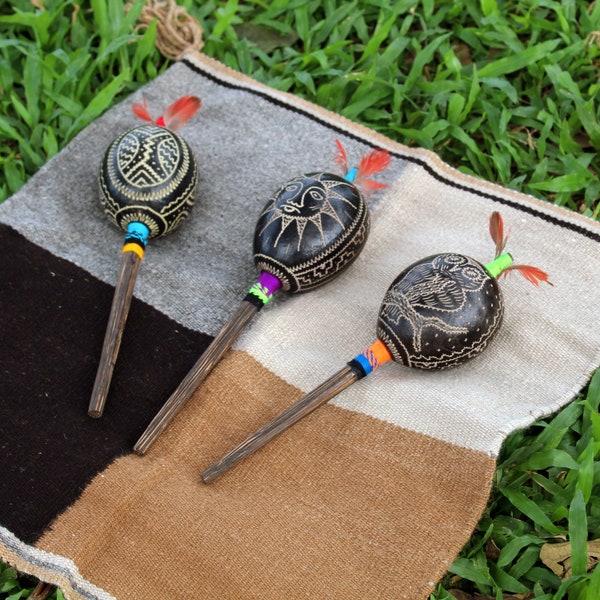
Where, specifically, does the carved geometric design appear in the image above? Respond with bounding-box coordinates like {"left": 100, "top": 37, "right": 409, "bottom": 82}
{"left": 116, "top": 129, "right": 180, "bottom": 188}
{"left": 98, "top": 125, "right": 198, "bottom": 239}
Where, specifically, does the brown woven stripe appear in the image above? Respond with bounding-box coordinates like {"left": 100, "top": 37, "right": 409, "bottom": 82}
{"left": 38, "top": 351, "right": 495, "bottom": 599}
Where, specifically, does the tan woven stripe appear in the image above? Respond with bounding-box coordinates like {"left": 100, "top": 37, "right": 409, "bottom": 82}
{"left": 38, "top": 350, "right": 495, "bottom": 599}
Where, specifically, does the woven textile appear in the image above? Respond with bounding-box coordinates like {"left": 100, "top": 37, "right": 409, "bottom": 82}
{"left": 1, "top": 53, "right": 599, "bottom": 599}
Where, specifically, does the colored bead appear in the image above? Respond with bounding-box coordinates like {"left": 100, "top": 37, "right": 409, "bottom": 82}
{"left": 485, "top": 252, "right": 513, "bottom": 278}
{"left": 350, "top": 339, "right": 393, "bottom": 378}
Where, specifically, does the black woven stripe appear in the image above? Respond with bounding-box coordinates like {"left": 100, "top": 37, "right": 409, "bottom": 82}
{"left": 182, "top": 57, "right": 600, "bottom": 244}
{"left": 0, "top": 223, "right": 212, "bottom": 543}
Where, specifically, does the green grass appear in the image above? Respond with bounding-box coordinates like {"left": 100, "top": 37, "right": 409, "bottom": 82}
{"left": 190, "top": 0, "right": 600, "bottom": 218}
{"left": 0, "top": 1, "right": 599, "bottom": 598}
{"left": 0, "top": 0, "right": 168, "bottom": 203}
{"left": 0, "top": 562, "right": 64, "bottom": 600}
{"left": 432, "top": 371, "right": 600, "bottom": 599}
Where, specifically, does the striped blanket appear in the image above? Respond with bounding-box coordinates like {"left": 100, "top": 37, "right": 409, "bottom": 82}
{"left": 1, "top": 53, "right": 599, "bottom": 599}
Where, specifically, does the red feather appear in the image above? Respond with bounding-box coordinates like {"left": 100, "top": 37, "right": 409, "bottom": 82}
{"left": 334, "top": 139, "right": 349, "bottom": 173}
{"left": 489, "top": 211, "right": 503, "bottom": 255}
{"left": 489, "top": 211, "right": 511, "bottom": 258}
{"left": 358, "top": 178, "right": 388, "bottom": 193}
{"left": 162, "top": 95, "right": 201, "bottom": 131}
{"left": 502, "top": 265, "right": 551, "bottom": 286}
{"left": 131, "top": 98, "right": 153, "bottom": 123}
{"left": 358, "top": 148, "right": 391, "bottom": 177}
{"left": 355, "top": 148, "right": 391, "bottom": 193}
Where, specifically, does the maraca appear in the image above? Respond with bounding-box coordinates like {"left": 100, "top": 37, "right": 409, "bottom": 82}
{"left": 201, "top": 211, "right": 550, "bottom": 482}
{"left": 133, "top": 141, "right": 390, "bottom": 453}
{"left": 88, "top": 96, "right": 201, "bottom": 418}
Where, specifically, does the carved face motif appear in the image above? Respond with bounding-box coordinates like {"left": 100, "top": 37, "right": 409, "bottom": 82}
{"left": 253, "top": 172, "right": 369, "bottom": 293}
{"left": 276, "top": 180, "right": 328, "bottom": 216}
{"left": 257, "top": 173, "right": 362, "bottom": 255}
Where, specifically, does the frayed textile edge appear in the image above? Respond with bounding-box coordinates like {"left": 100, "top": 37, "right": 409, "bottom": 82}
{"left": 0, "top": 526, "right": 115, "bottom": 600}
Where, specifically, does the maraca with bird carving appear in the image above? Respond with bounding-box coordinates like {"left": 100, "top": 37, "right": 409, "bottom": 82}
{"left": 88, "top": 95, "right": 201, "bottom": 418}
{"left": 201, "top": 211, "right": 550, "bottom": 482}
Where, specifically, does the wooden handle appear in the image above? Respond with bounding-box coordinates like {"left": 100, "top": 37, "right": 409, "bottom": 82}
{"left": 201, "top": 365, "right": 359, "bottom": 483}
{"left": 88, "top": 250, "right": 141, "bottom": 418}
{"left": 133, "top": 299, "right": 261, "bottom": 454}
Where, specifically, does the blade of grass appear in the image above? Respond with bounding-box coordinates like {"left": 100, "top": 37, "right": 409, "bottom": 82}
{"left": 67, "top": 69, "right": 131, "bottom": 138}
{"left": 499, "top": 487, "right": 564, "bottom": 536}
{"left": 569, "top": 489, "right": 588, "bottom": 577}
{"left": 448, "top": 557, "right": 494, "bottom": 591}
{"left": 587, "top": 563, "right": 600, "bottom": 600}
{"left": 497, "top": 534, "right": 544, "bottom": 568}
{"left": 576, "top": 438, "right": 595, "bottom": 503}
{"left": 23, "top": 52, "right": 41, "bottom": 126}
{"left": 477, "top": 39, "right": 562, "bottom": 78}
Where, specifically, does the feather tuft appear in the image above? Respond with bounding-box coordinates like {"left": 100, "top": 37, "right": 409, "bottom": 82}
{"left": 486, "top": 211, "right": 550, "bottom": 286}
{"left": 333, "top": 141, "right": 390, "bottom": 192}
{"left": 131, "top": 95, "right": 201, "bottom": 130}
{"left": 131, "top": 98, "right": 154, "bottom": 123}
{"left": 162, "top": 95, "right": 201, "bottom": 131}
{"left": 502, "top": 265, "right": 552, "bottom": 286}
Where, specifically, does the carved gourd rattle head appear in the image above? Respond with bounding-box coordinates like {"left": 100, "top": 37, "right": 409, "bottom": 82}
{"left": 249, "top": 141, "right": 389, "bottom": 296}
{"left": 89, "top": 96, "right": 201, "bottom": 418}
{"left": 201, "top": 211, "right": 550, "bottom": 482}
{"left": 133, "top": 142, "right": 390, "bottom": 454}
{"left": 254, "top": 175, "right": 366, "bottom": 292}
{"left": 99, "top": 134, "right": 196, "bottom": 239}
{"left": 374, "top": 213, "right": 549, "bottom": 371}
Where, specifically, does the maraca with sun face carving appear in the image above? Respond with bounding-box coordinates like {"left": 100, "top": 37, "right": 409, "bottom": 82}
{"left": 253, "top": 170, "right": 368, "bottom": 293}
{"left": 200, "top": 211, "right": 550, "bottom": 482}
{"left": 88, "top": 96, "right": 201, "bottom": 418}
{"left": 133, "top": 141, "right": 390, "bottom": 454}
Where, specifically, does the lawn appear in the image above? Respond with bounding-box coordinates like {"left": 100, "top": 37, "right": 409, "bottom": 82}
{"left": 1, "top": 1, "right": 599, "bottom": 598}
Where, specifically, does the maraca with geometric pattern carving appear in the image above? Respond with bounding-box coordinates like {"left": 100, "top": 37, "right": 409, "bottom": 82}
{"left": 88, "top": 96, "right": 201, "bottom": 418}
{"left": 201, "top": 211, "right": 550, "bottom": 482}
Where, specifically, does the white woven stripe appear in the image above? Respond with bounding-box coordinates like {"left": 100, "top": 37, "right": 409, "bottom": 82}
{"left": 236, "top": 165, "right": 600, "bottom": 456}
{"left": 0, "top": 526, "right": 115, "bottom": 600}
